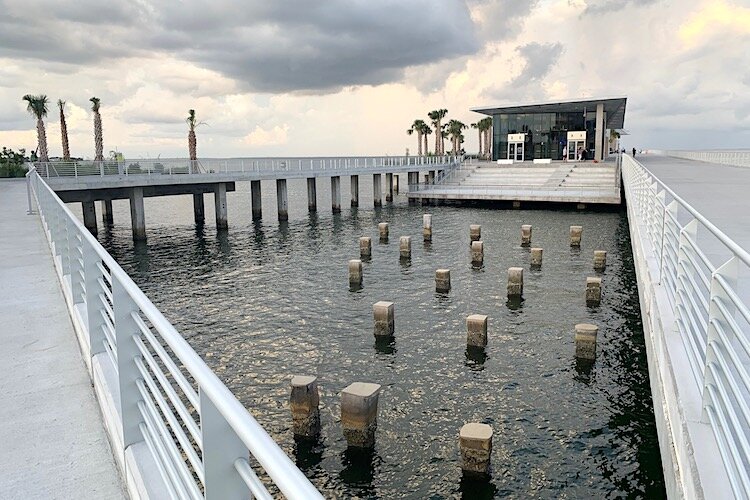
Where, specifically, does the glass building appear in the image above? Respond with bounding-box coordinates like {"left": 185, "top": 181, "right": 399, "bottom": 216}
{"left": 472, "top": 97, "right": 627, "bottom": 162}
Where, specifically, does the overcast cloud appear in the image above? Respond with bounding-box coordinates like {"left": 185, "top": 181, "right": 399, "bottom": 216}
{"left": 0, "top": 0, "right": 748, "bottom": 157}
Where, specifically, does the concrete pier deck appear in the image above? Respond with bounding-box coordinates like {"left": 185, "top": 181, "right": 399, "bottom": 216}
{"left": 0, "top": 179, "right": 126, "bottom": 499}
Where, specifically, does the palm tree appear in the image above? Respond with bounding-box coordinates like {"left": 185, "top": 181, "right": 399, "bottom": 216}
{"left": 90, "top": 97, "right": 104, "bottom": 161}
{"left": 427, "top": 109, "right": 448, "bottom": 155}
{"left": 446, "top": 119, "right": 467, "bottom": 155}
{"left": 421, "top": 123, "right": 432, "bottom": 155}
{"left": 187, "top": 109, "right": 205, "bottom": 172}
{"left": 407, "top": 119, "right": 427, "bottom": 156}
{"left": 471, "top": 122, "right": 481, "bottom": 158}
{"left": 58, "top": 100, "right": 70, "bottom": 161}
{"left": 22, "top": 94, "right": 50, "bottom": 164}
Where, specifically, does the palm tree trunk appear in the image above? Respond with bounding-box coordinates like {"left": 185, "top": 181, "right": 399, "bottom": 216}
{"left": 423, "top": 134, "right": 428, "bottom": 156}
{"left": 60, "top": 110, "right": 70, "bottom": 161}
{"left": 416, "top": 131, "right": 422, "bottom": 156}
{"left": 477, "top": 129, "right": 482, "bottom": 159}
{"left": 434, "top": 124, "right": 440, "bottom": 155}
{"left": 189, "top": 130, "right": 197, "bottom": 160}
{"left": 93, "top": 111, "right": 103, "bottom": 161}
{"left": 36, "top": 117, "right": 49, "bottom": 162}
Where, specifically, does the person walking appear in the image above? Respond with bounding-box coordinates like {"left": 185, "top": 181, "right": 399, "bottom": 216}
{"left": 632, "top": 147, "right": 636, "bottom": 157}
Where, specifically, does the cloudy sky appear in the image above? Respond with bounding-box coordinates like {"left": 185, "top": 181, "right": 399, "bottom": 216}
{"left": 1, "top": 0, "right": 748, "bottom": 159}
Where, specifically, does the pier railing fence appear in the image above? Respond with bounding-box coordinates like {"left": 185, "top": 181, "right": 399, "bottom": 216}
{"left": 26, "top": 167, "right": 323, "bottom": 499}
{"left": 622, "top": 154, "right": 750, "bottom": 496}
{"left": 664, "top": 150, "right": 750, "bottom": 168}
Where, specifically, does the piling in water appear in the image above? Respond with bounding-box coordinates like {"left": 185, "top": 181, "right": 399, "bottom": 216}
{"left": 470, "top": 224, "right": 481, "bottom": 243}
{"left": 575, "top": 323, "right": 598, "bottom": 360}
{"left": 459, "top": 423, "right": 493, "bottom": 475}
{"left": 349, "top": 259, "right": 363, "bottom": 287}
{"left": 341, "top": 382, "right": 381, "bottom": 448}
{"left": 521, "top": 224, "right": 532, "bottom": 246}
{"left": 530, "top": 247, "right": 543, "bottom": 268}
{"left": 436, "top": 269, "right": 451, "bottom": 293}
{"left": 379, "top": 222, "right": 389, "bottom": 242}
{"left": 570, "top": 225, "right": 583, "bottom": 247}
{"left": 594, "top": 250, "right": 607, "bottom": 271}
{"left": 373, "top": 301, "right": 395, "bottom": 337}
{"left": 360, "top": 237, "right": 372, "bottom": 258}
{"left": 423, "top": 214, "right": 432, "bottom": 241}
{"left": 586, "top": 276, "right": 602, "bottom": 305}
{"left": 290, "top": 375, "right": 321, "bottom": 438}
{"left": 466, "top": 314, "right": 488, "bottom": 348}
{"left": 471, "top": 241, "right": 484, "bottom": 265}
{"left": 507, "top": 267, "right": 524, "bottom": 298}
{"left": 400, "top": 236, "right": 411, "bottom": 259}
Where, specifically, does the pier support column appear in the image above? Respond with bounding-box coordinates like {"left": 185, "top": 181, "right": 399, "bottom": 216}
{"left": 507, "top": 267, "right": 523, "bottom": 298}
{"left": 575, "top": 323, "right": 598, "bottom": 360}
{"left": 570, "top": 225, "right": 583, "bottom": 247}
{"left": 407, "top": 172, "right": 418, "bottom": 205}
{"left": 214, "top": 183, "right": 228, "bottom": 229}
{"left": 82, "top": 201, "right": 98, "bottom": 236}
{"left": 586, "top": 277, "right": 602, "bottom": 306}
{"left": 349, "top": 259, "right": 363, "bottom": 287}
{"left": 331, "top": 176, "right": 341, "bottom": 213}
{"left": 129, "top": 187, "right": 146, "bottom": 241}
{"left": 436, "top": 269, "right": 451, "bottom": 293}
{"left": 521, "top": 224, "right": 532, "bottom": 246}
{"left": 378, "top": 222, "right": 389, "bottom": 242}
{"left": 373, "top": 301, "right": 394, "bottom": 337}
{"left": 276, "top": 179, "right": 289, "bottom": 221}
{"left": 399, "top": 236, "right": 411, "bottom": 259}
{"left": 470, "top": 224, "right": 481, "bottom": 243}
{"left": 385, "top": 173, "right": 393, "bottom": 202}
{"left": 290, "top": 376, "right": 321, "bottom": 438}
{"left": 307, "top": 178, "right": 317, "bottom": 212}
{"left": 101, "top": 200, "right": 113, "bottom": 225}
{"left": 251, "top": 180, "right": 262, "bottom": 220}
{"left": 423, "top": 214, "right": 432, "bottom": 241}
{"left": 192, "top": 194, "right": 205, "bottom": 224}
{"left": 466, "top": 314, "right": 488, "bottom": 348}
{"left": 373, "top": 173, "right": 382, "bottom": 207}
{"left": 341, "top": 382, "right": 381, "bottom": 448}
{"left": 531, "top": 248, "right": 543, "bottom": 268}
{"left": 360, "top": 237, "right": 372, "bottom": 258}
{"left": 594, "top": 250, "right": 607, "bottom": 271}
{"left": 394, "top": 174, "right": 400, "bottom": 194}
{"left": 350, "top": 175, "right": 359, "bottom": 207}
{"left": 471, "top": 241, "right": 484, "bottom": 265}
{"left": 459, "top": 423, "right": 493, "bottom": 475}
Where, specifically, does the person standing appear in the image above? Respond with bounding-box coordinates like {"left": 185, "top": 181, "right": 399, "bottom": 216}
{"left": 632, "top": 147, "right": 636, "bottom": 157}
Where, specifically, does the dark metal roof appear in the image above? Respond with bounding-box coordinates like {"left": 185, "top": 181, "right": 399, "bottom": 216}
{"left": 471, "top": 97, "right": 627, "bottom": 129}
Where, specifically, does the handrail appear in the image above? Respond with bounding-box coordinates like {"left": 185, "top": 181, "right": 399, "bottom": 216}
{"left": 27, "top": 170, "right": 323, "bottom": 499}
{"left": 664, "top": 150, "right": 750, "bottom": 169}
{"left": 622, "top": 154, "right": 750, "bottom": 498}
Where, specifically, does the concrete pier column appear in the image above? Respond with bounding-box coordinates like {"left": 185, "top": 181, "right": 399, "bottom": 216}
{"left": 471, "top": 241, "right": 484, "bottom": 265}
{"left": 507, "top": 267, "right": 523, "bottom": 298}
{"left": 331, "top": 176, "right": 341, "bottom": 213}
{"left": 594, "top": 250, "right": 607, "bottom": 271}
{"left": 349, "top": 259, "right": 363, "bottom": 287}
{"left": 423, "top": 214, "right": 432, "bottom": 241}
{"left": 82, "top": 201, "right": 98, "bottom": 235}
{"left": 399, "top": 236, "right": 411, "bottom": 259}
{"left": 360, "top": 237, "right": 372, "bottom": 258}
{"left": 290, "top": 376, "right": 320, "bottom": 438}
{"left": 521, "top": 224, "right": 532, "bottom": 246}
{"left": 307, "top": 177, "right": 317, "bottom": 212}
{"left": 276, "top": 179, "right": 288, "bottom": 221}
{"left": 436, "top": 269, "right": 451, "bottom": 293}
{"left": 394, "top": 174, "right": 400, "bottom": 194}
{"left": 373, "top": 301, "right": 395, "bottom": 337}
{"left": 467, "top": 314, "right": 488, "bottom": 348}
{"left": 192, "top": 194, "right": 204, "bottom": 224}
{"left": 129, "top": 187, "right": 146, "bottom": 241}
{"left": 341, "top": 382, "right": 381, "bottom": 448}
{"left": 373, "top": 173, "right": 382, "bottom": 207}
{"left": 350, "top": 175, "right": 359, "bottom": 207}
{"left": 570, "top": 225, "right": 583, "bottom": 247}
{"left": 385, "top": 173, "right": 394, "bottom": 202}
{"left": 251, "top": 180, "right": 262, "bottom": 220}
{"left": 407, "top": 172, "right": 418, "bottom": 205}
{"left": 575, "top": 323, "right": 598, "bottom": 360}
{"left": 214, "top": 183, "right": 229, "bottom": 229}
{"left": 530, "top": 248, "right": 543, "bottom": 268}
{"left": 378, "top": 222, "right": 389, "bottom": 242}
{"left": 470, "top": 224, "right": 481, "bottom": 242}
{"left": 101, "top": 200, "right": 113, "bottom": 225}
{"left": 459, "top": 423, "right": 493, "bottom": 475}
{"left": 586, "top": 276, "right": 602, "bottom": 305}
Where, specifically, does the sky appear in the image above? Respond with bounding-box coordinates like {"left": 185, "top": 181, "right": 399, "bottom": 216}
{"left": 1, "top": 0, "right": 748, "bottom": 159}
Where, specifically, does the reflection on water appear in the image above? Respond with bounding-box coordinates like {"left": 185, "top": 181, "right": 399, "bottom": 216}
{"left": 83, "top": 178, "right": 666, "bottom": 498}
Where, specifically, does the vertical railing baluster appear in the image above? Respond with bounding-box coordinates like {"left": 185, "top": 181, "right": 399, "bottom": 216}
{"left": 676, "top": 219, "right": 700, "bottom": 380}
{"left": 84, "top": 243, "right": 105, "bottom": 356}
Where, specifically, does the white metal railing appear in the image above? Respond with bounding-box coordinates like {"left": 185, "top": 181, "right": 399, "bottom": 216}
{"left": 665, "top": 150, "right": 750, "bottom": 168}
{"left": 622, "top": 154, "right": 750, "bottom": 496}
{"left": 26, "top": 167, "right": 323, "bottom": 499}
{"left": 34, "top": 155, "right": 460, "bottom": 178}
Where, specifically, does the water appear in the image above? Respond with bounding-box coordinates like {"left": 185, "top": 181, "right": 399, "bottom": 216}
{"left": 77, "top": 176, "right": 666, "bottom": 498}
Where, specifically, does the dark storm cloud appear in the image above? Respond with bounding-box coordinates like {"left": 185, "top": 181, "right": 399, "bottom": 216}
{"left": 509, "top": 42, "right": 563, "bottom": 87}
{"left": 468, "top": 0, "right": 540, "bottom": 42}
{"left": 0, "top": 0, "right": 480, "bottom": 93}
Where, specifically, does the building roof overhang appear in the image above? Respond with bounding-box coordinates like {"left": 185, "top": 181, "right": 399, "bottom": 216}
{"left": 471, "top": 97, "right": 627, "bottom": 129}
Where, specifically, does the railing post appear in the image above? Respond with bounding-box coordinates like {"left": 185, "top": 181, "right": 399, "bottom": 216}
{"left": 200, "top": 388, "right": 248, "bottom": 499}
{"left": 69, "top": 222, "right": 85, "bottom": 303}
{"left": 702, "top": 256, "right": 739, "bottom": 422}
{"left": 655, "top": 190, "right": 666, "bottom": 279}
{"left": 112, "top": 273, "right": 144, "bottom": 452}
{"left": 26, "top": 171, "right": 35, "bottom": 215}
{"left": 675, "top": 219, "right": 700, "bottom": 377}
{"left": 84, "top": 243, "right": 105, "bottom": 356}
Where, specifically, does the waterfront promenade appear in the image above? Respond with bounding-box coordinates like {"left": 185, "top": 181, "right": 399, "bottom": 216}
{"left": 0, "top": 179, "right": 125, "bottom": 499}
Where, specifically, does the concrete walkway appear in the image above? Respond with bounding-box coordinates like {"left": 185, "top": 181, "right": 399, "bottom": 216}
{"left": 0, "top": 179, "right": 126, "bottom": 499}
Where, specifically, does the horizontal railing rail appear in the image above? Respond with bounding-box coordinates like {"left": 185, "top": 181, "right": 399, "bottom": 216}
{"left": 664, "top": 150, "right": 750, "bottom": 168}
{"left": 26, "top": 167, "right": 323, "bottom": 499}
{"left": 33, "top": 155, "right": 460, "bottom": 178}
{"left": 622, "top": 154, "right": 750, "bottom": 497}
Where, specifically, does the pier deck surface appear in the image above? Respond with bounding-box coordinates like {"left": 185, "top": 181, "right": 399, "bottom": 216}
{"left": 0, "top": 179, "right": 126, "bottom": 499}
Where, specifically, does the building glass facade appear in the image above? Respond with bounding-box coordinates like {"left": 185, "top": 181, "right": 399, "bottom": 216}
{"left": 492, "top": 112, "right": 598, "bottom": 161}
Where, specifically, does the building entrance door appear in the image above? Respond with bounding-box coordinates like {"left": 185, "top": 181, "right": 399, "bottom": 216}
{"left": 566, "top": 131, "right": 587, "bottom": 161}
{"left": 507, "top": 133, "right": 525, "bottom": 162}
